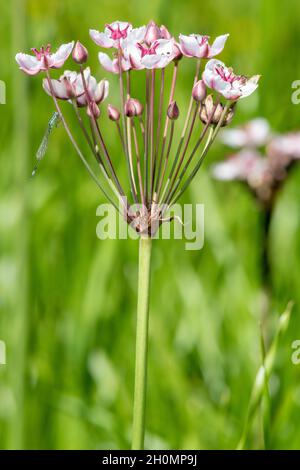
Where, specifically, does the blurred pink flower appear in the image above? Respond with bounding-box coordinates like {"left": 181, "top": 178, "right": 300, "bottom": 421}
{"left": 179, "top": 33, "right": 229, "bottom": 59}
{"left": 43, "top": 67, "right": 109, "bottom": 107}
{"left": 203, "top": 59, "right": 260, "bottom": 100}
{"left": 212, "top": 149, "right": 265, "bottom": 182}
{"left": 90, "top": 21, "right": 146, "bottom": 49}
{"left": 16, "top": 42, "right": 74, "bottom": 75}
{"left": 220, "top": 118, "right": 272, "bottom": 148}
{"left": 212, "top": 119, "right": 300, "bottom": 204}
{"left": 267, "top": 132, "right": 300, "bottom": 160}
{"left": 212, "top": 149, "right": 274, "bottom": 202}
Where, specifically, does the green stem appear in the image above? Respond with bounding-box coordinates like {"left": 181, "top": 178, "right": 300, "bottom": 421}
{"left": 132, "top": 236, "right": 152, "bottom": 450}
{"left": 11, "top": 0, "right": 29, "bottom": 449}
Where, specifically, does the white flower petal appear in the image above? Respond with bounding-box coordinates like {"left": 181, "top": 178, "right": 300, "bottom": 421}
{"left": 239, "top": 75, "right": 260, "bottom": 99}
{"left": 208, "top": 34, "right": 229, "bottom": 58}
{"left": 15, "top": 53, "right": 41, "bottom": 75}
{"left": 126, "top": 26, "right": 146, "bottom": 43}
{"left": 90, "top": 30, "right": 114, "bottom": 48}
{"left": 98, "top": 52, "right": 118, "bottom": 73}
{"left": 141, "top": 54, "right": 162, "bottom": 69}
{"left": 123, "top": 44, "right": 144, "bottom": 70}
{"left": 179, "top": 34, "right": 200, "bottom": 57}
{"left": 50, "top": 41, "right": 74, "bottom": 68}
{"left": 42, "top": 78, "right": 69, "bottom": 100}
{"left": 155, "top": 39, "right": 174, "bottom": 55}
{"left": 94, "top": 79, "right": 109, "bottom": 103}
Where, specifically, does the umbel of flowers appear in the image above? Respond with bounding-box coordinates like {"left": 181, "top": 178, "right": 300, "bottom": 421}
{"left": 16, "top": 21, "right": 259, "bottom": 236}
{"left": 16, "top": 20, "right": 259, "bottom": 449}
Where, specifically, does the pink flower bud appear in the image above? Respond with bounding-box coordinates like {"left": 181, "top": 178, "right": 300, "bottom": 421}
{"left": 72, "top": 41, "right": 88, "bottom": 64}
{"left": 213, "top": 103, "right": 224, "bottom": 123}
{"left": 125, "top": 98, "right": 143, "bottom": 117}
{"left": 144, "top": 21, "right": 161, "bottom": 45}
{"left": 199, "top": 95, "right": 235, "bottom": 127}
{"left": 87, "top": 101, "right": 100, "bottom": 119}
{"left": 192, "top": 80, "right": 206, "bottom": 102}
{"left": 167, "top": 100, "right": 179, "bottom": 120}
{"left": 107, "top": 104, "right": 120, "bottom": 121}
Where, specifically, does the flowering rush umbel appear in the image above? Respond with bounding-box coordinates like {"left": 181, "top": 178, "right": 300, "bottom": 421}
{"left": 16, "top": 20, "right": 259, "bottom": 450}
{"left": 16, "top": 21, "right": 259, "bottom": 234}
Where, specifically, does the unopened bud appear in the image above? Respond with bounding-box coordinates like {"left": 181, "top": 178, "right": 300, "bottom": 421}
{"left": 222, "top": 106, "right": 236, "bottom": 127}
{"left": 167, "top": 100, "right": 179, "bottom": 120}
{"left": 213, "top": 104, "right": 224, "bottom": 123}
{"left": 87, "top": 101, "right": 100, "bottom": 119}
{"left": 200, "top": 95, "right": 235, "bottom": 127}
{"left": 107, "top": 104, "right": 120, "bottom": 121}
{"left": 125, "top": 98, "right": 143, "bottom": 117}
{"left": 192, "top": 80, "right": 206, "bottom": 102}
{"left": 200, "top": 95, "right": 214, "bottom": 124}
{"left": 145, "top": 21, "right": 161, "bottom": 45}
{"left": 72, "top": 41, "right": 88, "bottom": 64}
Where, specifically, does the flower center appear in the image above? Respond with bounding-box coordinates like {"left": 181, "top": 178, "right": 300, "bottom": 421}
{"left": 197, "top": 35, "right": 209, "bottom": 46}
{"left": 31, "top": 45, "right": 51, "bottom": 61}
{"left": 137, "top": 42, "right": 159, "bottom": 58}
{"left": 106, "top": 23, "right": 130, "bottom": 40}
{"left": 215, "top": 65, "right": 242, "bottom": 85}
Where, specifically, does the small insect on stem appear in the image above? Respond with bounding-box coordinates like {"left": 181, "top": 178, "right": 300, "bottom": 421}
{"left": 31, "top": 112, "right": 61, "bottom": 176}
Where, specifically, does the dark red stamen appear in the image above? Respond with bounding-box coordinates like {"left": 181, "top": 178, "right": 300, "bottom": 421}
{"left": 31, "top": 44, "right": 51, "bottom": 61}
{"left": 137, "top": 42, "right": 159, "bottom": 58}
{"left": 105, "top": 23, "right": 130, "bottom": 40}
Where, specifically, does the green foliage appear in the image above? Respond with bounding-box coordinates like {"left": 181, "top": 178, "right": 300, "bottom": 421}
{"left": 1, "top": 0, "right": 300, "bottom": 450}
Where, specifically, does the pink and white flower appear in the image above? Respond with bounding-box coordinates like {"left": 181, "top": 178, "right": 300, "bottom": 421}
{"left": 267, "top": 132, "right": 300, "bottom": 160}
{"left": 16, "top": 42, "right": 74, "bottom": 75}
{"left": 123, "top": 38, "right": 176, "bottom": 70}
{"left": 42, "top": 67, "right": 109, "bottom": 107}
{"left": 220, "top": 118, "right": 272, "bottom": 148}
{"left": 98, "top": 52, "right": 131, "bottom": 74}
{"left": 90, "top": 21, "right": 146, "bottom": 49}
{"left": 179, "top": 33, "right": 229, "bottom": 59}
{"left": 203, "top": 59, "right": 260, "bottom": 101}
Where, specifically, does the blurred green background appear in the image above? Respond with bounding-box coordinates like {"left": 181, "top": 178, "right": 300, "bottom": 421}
{"left": 1, "top": 0, "right": 300, "bottom": 450}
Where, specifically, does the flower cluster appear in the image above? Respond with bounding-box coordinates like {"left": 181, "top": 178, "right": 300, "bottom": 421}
{"left": 16, "top": 20, "right": 260, "bottom": 235}
{"left": 212, "top": 118, "right": 300, "bottom": 206}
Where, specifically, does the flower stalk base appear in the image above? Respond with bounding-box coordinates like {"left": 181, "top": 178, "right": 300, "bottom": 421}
{"left": 132, "top": 236, "right": 152, "bottom": 450}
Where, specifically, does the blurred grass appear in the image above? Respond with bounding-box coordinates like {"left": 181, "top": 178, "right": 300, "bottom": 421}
{"left": 0, "top": 0, "right": 300, "bottom": 450}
